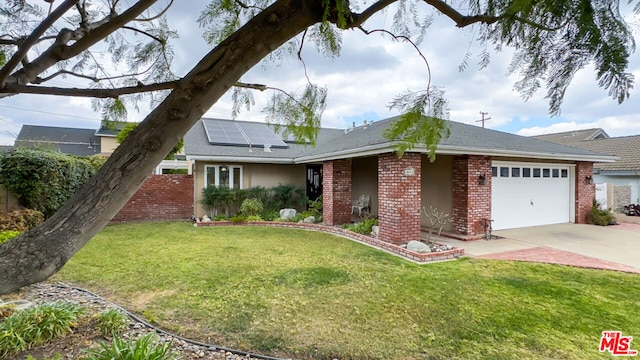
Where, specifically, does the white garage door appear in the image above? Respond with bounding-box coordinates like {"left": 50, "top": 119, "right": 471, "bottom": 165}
{"left": 491, "top": 162, "right": 572, "bottom": 230}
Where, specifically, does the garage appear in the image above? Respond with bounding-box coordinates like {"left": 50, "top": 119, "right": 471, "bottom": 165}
{"left": 491, "top": 161, "right": 573, "bottom": 230}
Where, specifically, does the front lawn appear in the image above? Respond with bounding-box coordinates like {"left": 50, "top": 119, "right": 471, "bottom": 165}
{"left": 55, "top": 222, "right": 640, "bottom": 359}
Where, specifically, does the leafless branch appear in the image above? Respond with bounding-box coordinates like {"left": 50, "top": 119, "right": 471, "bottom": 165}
{"left": 0, "top": 0, "right": 79, "bottom": 87}
{"left": 134, "top": 0, "right": 173, "bottom": 22}
{"left": 1, "top": 79, "right": 272, "bottom": 98}
{"left": 233, "top": 0, "right": 264, "bottom": 11}
{"left": 122, "top": 25, "right": 165, "bottom": 45}
{"left": 235, "top": 81, "right": 267, "bottom": 91}
{"left": 349, "top": 0, "right": 398, "bottom": 28}
{"left": 296, "top": 29, "right": 312, "bottom": 84}
{"left": 358, "top": 27, "right": 432, "bottom": 91}
{"left": 1, "top": 80, "right": 178, "bottom": 98}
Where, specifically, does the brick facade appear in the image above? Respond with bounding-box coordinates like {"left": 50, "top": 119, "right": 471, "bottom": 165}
{"left": 112, "top": 174, "right": 194, "bottom": 222}
{"left": 451, "top": 155, "right": 492, "bottom": 236}
{"left": 322, "top": 159, "right": 352, "bottom": 226}
{"left": 378, "top": 153, "right": 422, "bottom": 244}
{"left": 575, "top": 162, "right": 595, "bottom": 224}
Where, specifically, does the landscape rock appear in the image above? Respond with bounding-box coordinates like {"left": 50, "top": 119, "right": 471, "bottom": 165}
{"left": 371, "top": 225, "right": 379, "bottom": 238}
{"left": 406, "top": 240, "right": 431, "bottom": 253}
{"left": 201, "top": 215, "right": 212, "bottom": 223}
{"left": 303, "top": 216, "right": 315, "bottom": 223}
{"left": 279, "top": 208, "right": 297, "bottom": 220}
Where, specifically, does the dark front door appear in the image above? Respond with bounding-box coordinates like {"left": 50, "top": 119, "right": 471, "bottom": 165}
{"left": 306, "top": 164, "right": 322, "bottom": 201}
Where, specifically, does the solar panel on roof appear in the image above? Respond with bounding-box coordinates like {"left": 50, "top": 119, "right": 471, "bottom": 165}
{"left": 201, "top": 119, "right": 288, "bottom": 148}
{"left": 202, "top": 119, "right": 250, "bottom": 146}
{"left": 237, "top": 122, "right": 288, "bottom": 149}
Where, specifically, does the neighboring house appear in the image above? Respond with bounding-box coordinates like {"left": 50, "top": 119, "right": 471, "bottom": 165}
{"left": 534, "top": 129, "right": 640, "bottom": 208}
{"left": 186, "top": 117, "right": 614, "bottom": 242}
{"left": 14, "top": 123, "right": 189, "bottom": 174}
{"left": 15, "top": 125, "right": 101, "bottom": 156}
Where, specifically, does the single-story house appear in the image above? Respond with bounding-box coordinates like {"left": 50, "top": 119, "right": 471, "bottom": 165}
{"left": 13, "top": 123, "right": 190, "bottom": 174}
{"left": 534, "top": 129, "right": 640, "bottom": 208}
{"left": 185, "top": 117, "right": 615, "bottom": 242}
{"left": 15, "top": 125, "right": 102, "bottom": 156}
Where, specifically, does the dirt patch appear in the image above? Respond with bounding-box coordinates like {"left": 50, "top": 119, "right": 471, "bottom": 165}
{"left": 131, "top": 289, "right": 177, "bottom": 309}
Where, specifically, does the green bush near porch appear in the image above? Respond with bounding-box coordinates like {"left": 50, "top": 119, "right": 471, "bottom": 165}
{"left": 55, "top": 222, "right": 640, "bottom": 360}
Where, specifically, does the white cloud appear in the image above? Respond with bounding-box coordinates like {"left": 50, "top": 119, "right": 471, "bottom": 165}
{"left": 517, "top": 114, "right": 640, "bottom": 137}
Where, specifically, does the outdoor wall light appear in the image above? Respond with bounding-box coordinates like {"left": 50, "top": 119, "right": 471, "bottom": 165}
{"left": 585, "top": 175, "right": 594, "bottom": 185}
{"left": 478, "top": 174, "right": 487, "bottom": 186}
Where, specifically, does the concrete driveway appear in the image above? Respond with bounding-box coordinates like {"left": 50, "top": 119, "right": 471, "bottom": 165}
{"left": 437, "top": 223, "right": 640, "bottom": 272}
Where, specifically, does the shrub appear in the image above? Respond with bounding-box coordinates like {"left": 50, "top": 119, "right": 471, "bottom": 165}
{"left": 0, "top": 149, "right": 101, "bottom": 217}
{"left": 0, "top": 301, "right": 84, "bottom": 358}
{"left": 260, "top": 210, "right": 280, "bottom": 221}
{"left": 229, "top": 214, "right": 246, "bottom": 223}
{"left": 240, "top": 198, "right": 264, "bottom": 217}
{"left": 213, "top": 214, "right": 228, "bottom": 221}
{"left": 83, "top": 333, "right": 176, "bottom": 360}
{"left": 0, "top": 230, "right": 20, "bottom": 245}
{"left": 590, "top": 200, "right": 615, "bottom": 226}
{"left": 342, "top": 218, "right": 379, "bottom": 235}
{"left": 96, "top": 309, "right": 129, "bottom": 336}
{"left": 245, "top": 215, "right": 263, "bottom": 222}
{"left": 0, "top": 209, "right": 44, "bottom": 232}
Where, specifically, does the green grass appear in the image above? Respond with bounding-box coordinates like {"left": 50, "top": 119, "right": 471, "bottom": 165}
{"left": 55, "top": 222, "right": 640, "bottom": 359}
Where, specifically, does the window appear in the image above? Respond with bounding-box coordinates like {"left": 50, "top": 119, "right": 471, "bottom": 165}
{"left": 552, "top": 169, "right": 559, "bottom": 178}
{"left": 500, "top": 167, "right": 509, "bottom": 177}
{"left": 533, "top": 168, "right": 541, "bottom": 177}
{"left": 205, "top": 165, "right": 243, "bottom": 189}
{"left": 511, "top": 167, "right": 520, "bottom": 177}
{"left": 561, "top": 169, "right": 568, "bottom": 178}
{"left": 492, "top": 167, "right": 498, "bottom": 177}
{"left": 523, "top": 168, "right": 531, "bottom": 177}
{"left": 543, "top": 168, "right": 550, "bottom": 178}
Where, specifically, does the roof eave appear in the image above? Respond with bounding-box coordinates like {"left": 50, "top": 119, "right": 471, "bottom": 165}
{"left": 186, "top": 155, "right": 296, "bottom": 164}
{"left": 294, "top": 143, "right": 618, "bottom": 163}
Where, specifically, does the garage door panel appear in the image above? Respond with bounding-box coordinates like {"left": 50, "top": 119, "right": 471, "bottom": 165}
{"left": 492, "top": 163, "right": 571, "bottom": 230}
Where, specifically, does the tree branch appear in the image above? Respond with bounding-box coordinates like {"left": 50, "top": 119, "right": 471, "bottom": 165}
{"left": 0, "top": 80, "right": 178, "bottom": 98}
{"left": 4, "top": 0, "right": 159, "bottom": 89}
{"left": 349, "top": 0, "right": 398, "bottom": 28}
{"left": 0, "top": 0, "right": 78, "bottom": 87}
{"left": 122, "top": 25, "right": 164, "bottom": 45}
{"left": 421, "top": 0, "right": 501, "bottom": 27}
{"left": 2, "top": 80, "right": 270, "bottom": 98}
{"left": 134, "top": 0, "right": 173, "bottom": 22}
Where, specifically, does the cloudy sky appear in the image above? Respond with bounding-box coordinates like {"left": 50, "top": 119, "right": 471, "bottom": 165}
{"left": 1, "top": 1, "right": 639, "bottom": 146}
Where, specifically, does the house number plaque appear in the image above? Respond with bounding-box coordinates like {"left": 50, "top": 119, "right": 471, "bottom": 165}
{"left": 403, "top": 167, "right": 415, "bottom": 176}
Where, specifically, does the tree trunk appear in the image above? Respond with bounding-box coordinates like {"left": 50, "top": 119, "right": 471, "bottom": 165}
{"left": 0, "top": 0, "right": 323, "bottom": 295}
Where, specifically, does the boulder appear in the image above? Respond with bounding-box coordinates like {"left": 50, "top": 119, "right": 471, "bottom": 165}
{"left": 279, "top": 208, "right": 297, "bottom": 220}
{"left": 303, "top": 216, "right": 315, "bottom": 223}
{"left": 406, "top": 240, "right": 431, "bottom": 253}
{"left": 201, "top": 215, "right": 212, "bottom": 223}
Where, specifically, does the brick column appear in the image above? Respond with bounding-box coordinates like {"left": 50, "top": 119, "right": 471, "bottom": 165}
{"left": 575, "top": 162, "right": 595, "bottom": 224}
{"left": 322, "top": 159, "right": 352, "bottom": 226}
{"left": 451, "top": 156, "right": 492, "bottom": 236}
{"left": 378, "top": 153, "right": 421, "bottom": 244}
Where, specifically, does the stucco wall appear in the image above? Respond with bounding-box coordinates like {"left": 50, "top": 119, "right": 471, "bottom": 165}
{"left": 351, "top": 156, "right": 378, "bottom": 216}
{"left": 100, "top": 136, "right": 118, "bottom": 154}
{"left": 421, "top": 155, "right": 453, "bottom": 231}
{"left": 593, "top": 174, "right": 640, "bottom": 204}
{"left": 193, "top": 161, "right": 305, "bottom": 217}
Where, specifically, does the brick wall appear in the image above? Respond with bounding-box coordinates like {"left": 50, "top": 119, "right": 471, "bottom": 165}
{"left": 112, "top": 174, "right": 194, "bottom": 222}
{"left": 451, "top": 155, "right": 492, "bottom": 236}
{"left": 575, "top": 162, "right": 595, "bottom": 224}
{"left": 378, "top": 153, "right": 421, "bottom": 244}
{"left": 322, "top": 159, "right": 352, "bottom": 226}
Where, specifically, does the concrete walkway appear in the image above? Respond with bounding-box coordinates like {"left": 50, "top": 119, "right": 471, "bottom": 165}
{"left": 436, "top": 223, "right": 640, "bottom": 273}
